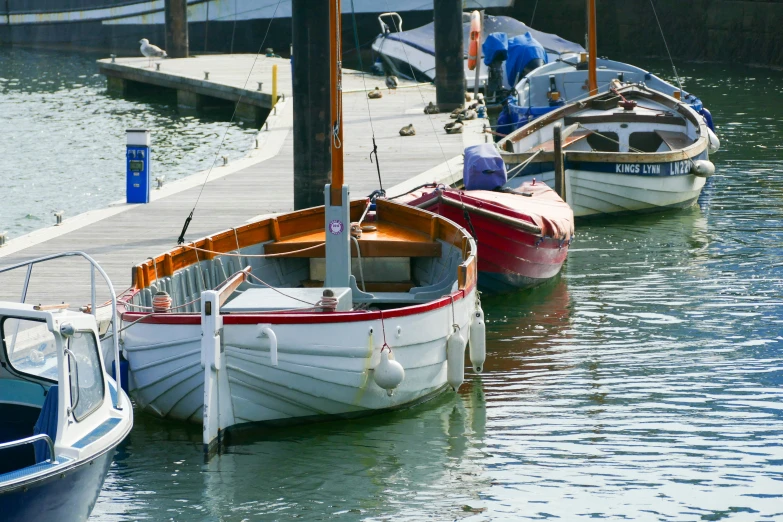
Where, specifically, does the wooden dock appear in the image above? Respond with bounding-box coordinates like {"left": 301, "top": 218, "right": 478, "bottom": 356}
{"left": 0, "top": 54, "right": 486, "bottom": 307}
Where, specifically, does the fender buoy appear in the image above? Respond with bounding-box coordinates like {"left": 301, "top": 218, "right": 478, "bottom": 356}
{"left": 707, "top": 128, "right": 720, "bottom": 153}
{"left": 690, "top": 159, "right": 715, "bottom": 178}
{"left": 467, "top": 11, "right": 480, "bottom": 71}
{"left": 373, "top": 347, "right": 405, "bottom": 396}
{"left": 447, "top": 325, "right": 467, "bottom": 392}
{"left": 468, "top": 305, "right": 486, "bottom": 373}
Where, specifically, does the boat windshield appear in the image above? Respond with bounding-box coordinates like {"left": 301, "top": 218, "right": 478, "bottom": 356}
{"left": 67, "top": 331, "right": 105, "bottom": 421}
{"left": 0, "top": 317, "right": 58, "bottom": 382}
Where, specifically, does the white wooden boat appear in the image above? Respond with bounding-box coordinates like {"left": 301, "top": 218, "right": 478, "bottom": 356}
{"left": 0, "top": 252, "right": 133, "bottom": 522}
{"left": 119, "top": 198, "right": 482, "bottom": 451}
{"left": 496, "top": 84, "right": 717, "bottom": 218}
{"left": 117, "top": 0, "right": 485, "bottom": 455}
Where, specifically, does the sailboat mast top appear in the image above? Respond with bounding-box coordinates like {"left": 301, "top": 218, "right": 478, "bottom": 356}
{"left": 587, "top": 0, "right": 598, "bottom": 95}
{"left": 330, "top": 0, "right": 344, "bottom": 206}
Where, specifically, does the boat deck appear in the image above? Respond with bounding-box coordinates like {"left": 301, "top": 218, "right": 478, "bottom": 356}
{"left": 0, "top": 54, "right": 486, "bottom": 308}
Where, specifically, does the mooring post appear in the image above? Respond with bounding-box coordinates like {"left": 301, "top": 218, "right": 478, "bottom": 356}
{"left": 164, "top": 0, "right": 189, "bottom": 58}
{"left": 434, "top": 0, "right": 465, "bottom": 111}
{"left": 201, "top": 290, "right": 233, "bottom": 458}
{"left": 292, "top": 0, "right": 331, "bottom": 210}
{"left": 553, "top": 122, "right": 566, "bottom": 202}
{"left": 272, "top": 64, "right": 278, "bottom": 105}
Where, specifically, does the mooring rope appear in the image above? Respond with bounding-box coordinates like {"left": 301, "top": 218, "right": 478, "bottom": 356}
{"left": 177, "top": 0, "right": 284, "bottom": 245}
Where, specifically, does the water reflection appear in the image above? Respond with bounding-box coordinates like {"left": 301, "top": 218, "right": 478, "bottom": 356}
{"left": 94, "top": 387, "right": 488, "bottom": 521}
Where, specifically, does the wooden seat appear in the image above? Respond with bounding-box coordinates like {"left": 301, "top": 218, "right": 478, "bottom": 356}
{"left": 529, "top": 130, "right": 591, "bottom": 152}
{"left": 263, "top": 221, "right": 442, "bottom": 258}
{"left": 655, "top": 130, "right": 693, "bottom": 151}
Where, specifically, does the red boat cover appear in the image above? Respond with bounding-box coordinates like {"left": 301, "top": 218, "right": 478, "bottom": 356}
{"left": 399, "top": 181, "right": 574, "bottom": 240}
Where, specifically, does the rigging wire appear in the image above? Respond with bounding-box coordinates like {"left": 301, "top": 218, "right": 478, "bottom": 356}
{"left": 529, "top": 0, "right": 539, "bottom": 27}
{"left": 647, "top": 0, "right": 684, "bottom": 93}
{"left": 382, "top": 0, "right": 457, "bottom": 182}
{"left": 350, "top": 0, "right": 385, "bottom": 194}
{"left": 176, "top": 0, "right": 284, "bottom": 245}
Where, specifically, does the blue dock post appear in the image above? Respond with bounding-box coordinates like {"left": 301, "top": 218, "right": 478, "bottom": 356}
{"left": 126, "top": 129, "right": 151, "bottom": 204}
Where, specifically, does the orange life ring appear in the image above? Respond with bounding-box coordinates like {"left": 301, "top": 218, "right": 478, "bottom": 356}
{"left": 467, "top": 10, "right": 480, "bottom": 71}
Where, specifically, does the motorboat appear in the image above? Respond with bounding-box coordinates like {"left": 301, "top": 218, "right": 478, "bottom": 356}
{"left": 117, "top": 0, "right": 486, "bottom": 456}
{"left": 497, "top": 56, "right": 716, "bottom": 135}
{"left": 395, "top": 144, "right": 574, "bottom": 294}
{"left": 371, "top": 13, "right": 584, "bottom": 89}
{"left": 0, "top": 252, "right": 133, "bottom": 522}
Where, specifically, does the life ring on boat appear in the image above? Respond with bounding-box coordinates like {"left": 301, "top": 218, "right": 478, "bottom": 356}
{"left": 467, "top": 11, "right": 480, "bottom": 71}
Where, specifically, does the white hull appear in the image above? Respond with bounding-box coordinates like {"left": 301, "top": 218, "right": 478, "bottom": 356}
{"left": 122, "top": 288, "right": 476, "bottom": 425}
{"left": 508, "top": 170, "right": 706, "bottom": 218}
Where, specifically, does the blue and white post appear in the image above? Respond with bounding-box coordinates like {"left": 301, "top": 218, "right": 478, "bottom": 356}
{"left": 126, "top": 129, "right": 151, "bottom": 204}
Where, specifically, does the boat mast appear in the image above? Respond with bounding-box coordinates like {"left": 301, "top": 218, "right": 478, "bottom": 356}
{"left": 330, "top": 0, "right": 344, "bottom": 206}
{"left": 324, "top": 0, "right": 351, "bottom": 289}
{"left": 587, "top": 0, "right": 598, "bottom": 95}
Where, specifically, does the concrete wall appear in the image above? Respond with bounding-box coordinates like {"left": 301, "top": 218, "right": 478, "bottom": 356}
{"left": 507, "top": 0, "right": 783, "bottom": 67}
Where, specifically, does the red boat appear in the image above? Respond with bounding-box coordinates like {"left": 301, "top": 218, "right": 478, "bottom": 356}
{"left": 397, "top": 182, "right": 574, "bottom": 294}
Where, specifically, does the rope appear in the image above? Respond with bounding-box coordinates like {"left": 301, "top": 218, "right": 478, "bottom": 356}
{"left": 506, "top": 149, "right": 542, "bottom": 182}
{"left": 350, "top": 0, "right": 384, "bottom": 194}
{"left": 350, "top": 236, "right": 366, "bottom": 292}
{"left": 648, "top": 0, "right": 684, "bottom": 93}
{"left": 179, "top": 242, "right": 325, "bottom": 258}
{"left": 177, "top": 0, "right": 284, "bottom": 245}
{"left": 247, "top": 272, "right": 318, "bottom": 306}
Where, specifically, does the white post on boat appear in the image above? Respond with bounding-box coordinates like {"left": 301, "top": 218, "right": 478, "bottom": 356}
{"left": 324, "top": 0, "right": 351, "bottom": 289}
{"left": 201, "top": 290, "right": 233, "bottom": 457}
{"left": 553, "top": 122, "right": 566, "bottom": 202}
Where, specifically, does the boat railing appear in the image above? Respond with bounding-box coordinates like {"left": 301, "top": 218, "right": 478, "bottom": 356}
{"left": 0, "top": 433, "right": 57, "bottom": 464}
{"left": 378, "top": 12, "right": 402, "bottom": 34}
{"left": 0, "top": 251, "right": 122, "bottom": 410}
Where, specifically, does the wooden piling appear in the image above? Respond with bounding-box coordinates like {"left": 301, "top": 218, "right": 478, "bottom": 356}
{"left": 292, "top": 0, "right": 332, "bottom": 210}
{"left": 434, "top": 0, "right": 465, "bottom": 111}
{"left": 165, "top": 0, "right": 189, "bottom": 59}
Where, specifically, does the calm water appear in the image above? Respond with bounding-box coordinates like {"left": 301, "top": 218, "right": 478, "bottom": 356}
{"left": 0, "top": 48, "right": 257, "bottom": 237}
{"left": 8, "top": 54, "right": 782, "bottom": 520}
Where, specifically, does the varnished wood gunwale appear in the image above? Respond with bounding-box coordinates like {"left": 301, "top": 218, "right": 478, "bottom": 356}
{"left": 497, "top": 85, "right": 710, "bottom": 166}
{"left": 130, "top": 197, "right": 477, "bottom": 292}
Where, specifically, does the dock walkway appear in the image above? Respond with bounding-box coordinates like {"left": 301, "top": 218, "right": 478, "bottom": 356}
{"left": 0, "top": 54, "right": 484, "bottom": 306}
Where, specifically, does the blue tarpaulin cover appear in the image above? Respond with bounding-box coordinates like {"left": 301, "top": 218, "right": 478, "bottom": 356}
{"left": 385, "top": 15, "right": 584, "bottom": 58}
{"left": 506, "top": 32, "right": 548, "bottom": 86}
{"left": 483, "top": 32, "right": 508, "bottom": 66}
{"left": 464, "top": 143, "right": 507, "bottom": 191}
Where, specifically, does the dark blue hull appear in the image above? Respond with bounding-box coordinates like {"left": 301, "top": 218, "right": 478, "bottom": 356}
{"left": 0, "top": 448, "right": 114, "bottom": 522}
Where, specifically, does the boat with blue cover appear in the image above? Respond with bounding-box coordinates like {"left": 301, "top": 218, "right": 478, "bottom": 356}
{"left": 371, "top": 13, "right": 584, "bottom": 88}
{"left": 0, "top": 252, "right": 132, "bottom": 522}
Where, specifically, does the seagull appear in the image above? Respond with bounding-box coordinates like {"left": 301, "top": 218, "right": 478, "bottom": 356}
{"left": 385, "top": 75, "right": 399, "bottom": 93}
{"left": 139, "top": 38, "right": 167, "bottom": 68}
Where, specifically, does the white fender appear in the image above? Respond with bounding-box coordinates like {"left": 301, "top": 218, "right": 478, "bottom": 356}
{"left": 707, "top": 128, "right": 720, "bottom": 153}
{"left": 469, "top": 305, "right": 486, "bottom": 373}
{"left": 373, "top": 348, "right": 405, "bottom": 396}
{"left": 690, "top": 159, "right": 715, "bottom": 178}
{"left": 447, "top": 326, "right": 467, "bottom": 392}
